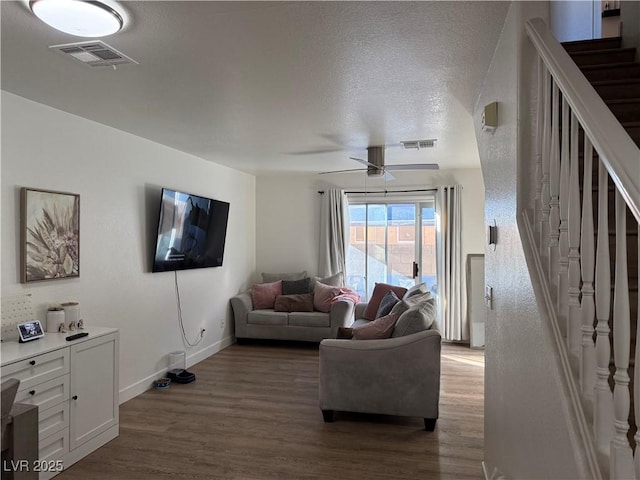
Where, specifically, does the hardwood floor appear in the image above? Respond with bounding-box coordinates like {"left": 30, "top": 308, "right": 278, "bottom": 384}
{"left": 58, "top": 342, "right": 484, "bottom": 480}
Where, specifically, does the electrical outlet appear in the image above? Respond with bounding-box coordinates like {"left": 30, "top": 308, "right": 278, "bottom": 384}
{"left": 220, "top": 319, "right": 225, "bottom": 329}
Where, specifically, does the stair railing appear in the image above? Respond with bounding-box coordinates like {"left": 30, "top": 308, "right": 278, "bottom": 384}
{"left": 525, "top": 18, "right": 640, "bottom": 479}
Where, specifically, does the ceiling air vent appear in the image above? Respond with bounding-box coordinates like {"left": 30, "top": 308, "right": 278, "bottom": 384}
{"left": 401, "top": 139, "right": 437, "bottom": 150}
{"left": 49, "top": 40, "right": 138, "bottom": 68}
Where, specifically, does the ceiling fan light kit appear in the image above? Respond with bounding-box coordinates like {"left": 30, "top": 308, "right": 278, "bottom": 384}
{"left": 30, "top": 0, "right": 124, "bottom": 37}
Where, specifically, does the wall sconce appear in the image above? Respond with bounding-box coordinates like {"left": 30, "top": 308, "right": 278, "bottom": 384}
{"left": 488, "top": 220, "right": 497, "bottom": 250}
{"left": 482, "top": 102, "right": 498, "bottom": 133}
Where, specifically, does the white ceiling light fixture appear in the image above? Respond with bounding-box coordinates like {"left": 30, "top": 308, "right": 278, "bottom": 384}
{"left": 30, "top": 0, "right": 124, "bottom": 38}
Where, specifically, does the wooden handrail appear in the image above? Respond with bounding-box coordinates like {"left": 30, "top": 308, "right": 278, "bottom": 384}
{"left": 525, "top": 18, "right": 640, "bottom": 224}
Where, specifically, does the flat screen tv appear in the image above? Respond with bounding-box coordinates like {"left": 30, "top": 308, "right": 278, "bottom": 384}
{"left": 152, "top": 188, "right": 230, "bottom": 272}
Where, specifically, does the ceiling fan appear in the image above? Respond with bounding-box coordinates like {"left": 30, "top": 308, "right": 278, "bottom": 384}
{"left": 319, "top": 145, "right": 439, "bottom": 180}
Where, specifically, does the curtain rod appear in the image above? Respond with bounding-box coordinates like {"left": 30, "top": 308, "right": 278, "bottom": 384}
{"left": 318, "top": 188, "right": 439, "bottom": 195}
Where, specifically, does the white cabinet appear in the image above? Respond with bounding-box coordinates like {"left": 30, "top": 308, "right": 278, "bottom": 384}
{"left": 70, "top": 335, "right": 118, "bottom": 450}
{"left": 1, "top": 327, "right": 119, "bottom": 479}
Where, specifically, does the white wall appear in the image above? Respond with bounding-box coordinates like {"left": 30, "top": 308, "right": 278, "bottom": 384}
{"left": 551, "top": 1, "right": 600, "bottom": 42}
{"left": 1, "top": 92, "right": 256, "bottom": 402}
{"left": 256, "top": 168, "right": 485, "bottom": 293}
{"left": 474, "top": 3, "right": 591, "bottom": 478}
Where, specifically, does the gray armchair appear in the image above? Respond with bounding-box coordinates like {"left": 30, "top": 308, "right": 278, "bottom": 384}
{"left": 319, "top": 296, "right": 441, "bottom": 430}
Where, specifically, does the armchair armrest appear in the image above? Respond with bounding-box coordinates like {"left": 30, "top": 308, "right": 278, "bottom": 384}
{"left": 319, "top": 329, "right": 441, "bottom": 419}
{"left": 230, "top": 291, "right": 253, "bottom": 339}
{"left": 328, "top": 299, "right": 355, "bottom": 338}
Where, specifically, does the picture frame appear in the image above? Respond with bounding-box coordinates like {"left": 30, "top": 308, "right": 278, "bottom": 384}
{"left": 21, "top": 187, "right": 80, "bottom": 283}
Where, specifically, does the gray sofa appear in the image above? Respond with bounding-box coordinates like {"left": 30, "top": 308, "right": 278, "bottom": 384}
{"left": 230, "top": 291, "right": 355, "bottom": 343}
{"left": 319, "top": 297, "right": 441, "bottom": 430}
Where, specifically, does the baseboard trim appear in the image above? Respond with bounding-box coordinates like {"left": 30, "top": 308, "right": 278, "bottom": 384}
{"left": 119, "top": 335, "right": 234, "bottom": 404}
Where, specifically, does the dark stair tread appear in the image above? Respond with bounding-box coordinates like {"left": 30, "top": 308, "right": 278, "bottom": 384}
{"left": 569, "top": 48, "right": 636, "bottom": 57}
{"left": 591, "top": 78, "right": 640, "bottom": 87}
{"left": 605, "top": 98, "right": 640, "bottom": 105}
{"left": 569, "top": 48, "right": 637, "bottom": 67}
{"left": 562, "top": 37, "right": 622, "bottom": 53}
{"left": 580, "top": 61, "right": 640, "bottom": 72}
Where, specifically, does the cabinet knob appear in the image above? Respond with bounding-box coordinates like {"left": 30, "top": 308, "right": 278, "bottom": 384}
{"left": 29, "top": 360, "right": 36, "bottom": 366}
{"left": 72, "top": 395, "right": 78, "bottom": 400}
{"left": 29, "top": 390, "right": 35, "bottom": 395}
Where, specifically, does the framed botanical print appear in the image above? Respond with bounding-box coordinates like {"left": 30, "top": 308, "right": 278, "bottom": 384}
{"left": 21, "top": 187, "right": 80, "bottom": 283}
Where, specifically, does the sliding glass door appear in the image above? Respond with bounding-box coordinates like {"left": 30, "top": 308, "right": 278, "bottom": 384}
{"left": 346, "top": 199, "right": 436, "bottom": 301}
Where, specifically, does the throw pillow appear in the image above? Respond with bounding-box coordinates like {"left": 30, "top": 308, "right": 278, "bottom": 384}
{"left": 375, "top": 290, "right": 400, "bottom": 319}
{"left": 274, "top": 293, "right": 314, "bottom": 312}
{"left": 362, "top": 283, "right": 408, "bottom": 321}
{"left": 390, "top": 291, "right": 431, "bottom": 318}
{"left": 251, "top": 281, "right": 283, "bottom": 309}
{"left": 282, "top": 277, "right": 312, "bottom": 295}
{"left": 353, "top": 313, "right": 398, "bottom": 340}
{"left": 392, "top": 298, "right": 437, "bottom": 337}
{"left": 403, "top": 282, "right": 429, "bottom": 299}
{"left": 261, "top": 270, "right": 308, "bottom": 283}
{"left": 336, "top": 327, "right": 354, "bottom": 339}
{"left": 313, "top": 281, "right": 340, "bottom": 313}
{"left": 313, "top": 272, "right": 344, "bottom": 287}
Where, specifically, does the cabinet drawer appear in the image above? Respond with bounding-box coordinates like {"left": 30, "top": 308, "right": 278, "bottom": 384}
{"left": 39, "top": 401, "right": 70, "bottom": 440}
{"left": 39, "top": 427, "right": 69, "bottom": 463}
{"left": 1, "top": 349, "right": 70, "bottom": 390}
{"left": 16, "top": 374, "right": 70, "bottom": 412}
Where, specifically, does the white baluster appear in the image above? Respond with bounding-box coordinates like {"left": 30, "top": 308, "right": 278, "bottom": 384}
{"left": 567, "top": 113, "right": 581, "bottom": 355}
{"left": 580, "top": 136, "right": 596, "bottom": 398}
{"left": 610, "top": 191, "right": 634, "bottom": 479}
{"left": 534, "top": 56, "right": 544, "bottom": 231}
{"left": 594, "top": 162, "right": 614, "bottom": 451}
{"left": 540, "top": 69, "right": 551, "bottom": 259}
{"left": 548, "top": 82, "right": 561, "bottom": 292}
{"left": 558, "top": 97, "right": 571, "bottom": 337}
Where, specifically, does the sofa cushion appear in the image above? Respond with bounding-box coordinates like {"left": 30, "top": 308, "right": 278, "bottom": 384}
{"left": 375, "top": 290, "right": 400, "bottom": 318}
{"left": 353, "top": 313, "right": 398, "bottom": 340}
{"left": 251, "top": 281, "right": 283, "bottom": 309}
{"left": 288, "top": 312, "right": 331, "bottom": 328}
{"left": 313, "top": 272, "right": 344, "bottom": 287}
{"left": 389, "top": 292, "right": 431, "bottom": 319}
{"left": 392, "top": 298, "right": 437, "bottom": 337}
{"left": 247, "top": 310, "right": 288, "bottom": 326}
{"left": 274, "top": 293, "right": 314, "bottom": 312}
{"left": 313, "top": 281, "right": 340, "bottom": 313}
{"left": 262, "top": 271, "right": 308, "bottom": 283}
{"left": 362, "top": 283, "right": 408, "bottom": 320}
{"left": 282, "top": 277, "right": 312, "bottom": 295}
{"left": 403, "top": 282, "right": 429, "bottom": 299}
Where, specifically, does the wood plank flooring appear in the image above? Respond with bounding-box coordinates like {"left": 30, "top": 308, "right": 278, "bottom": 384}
{"left": 57, "top": 342, "right": 484, "bottom": 480}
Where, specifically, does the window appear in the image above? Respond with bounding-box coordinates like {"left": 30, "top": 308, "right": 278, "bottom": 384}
{"left": 346, "top": 196, "right": 437, "bottom": 301}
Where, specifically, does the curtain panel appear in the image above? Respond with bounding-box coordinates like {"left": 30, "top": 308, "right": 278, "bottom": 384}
{"left": 318, "top": 189, "right": 348, "bottom": 278}
{"left": 436, "top": 185, "right": 468, "bottom": 341}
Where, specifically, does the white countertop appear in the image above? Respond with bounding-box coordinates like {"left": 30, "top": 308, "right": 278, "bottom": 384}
{"left": 1, "top": 326, "right": 119, "bottom": 366}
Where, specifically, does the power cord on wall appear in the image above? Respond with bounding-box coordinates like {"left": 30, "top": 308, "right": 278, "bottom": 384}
{"left": 174, "top": 270, "right": 205, "bottom": 347}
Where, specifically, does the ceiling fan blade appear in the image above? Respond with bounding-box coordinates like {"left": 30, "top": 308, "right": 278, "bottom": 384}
{"left": 287, "top": 147, "right": 345, "bottom": 155}
{"left": 349, "top": 156, "right": 376, "bottom": 168}
{"left": 385, "top": 163, "right": 440, "bottom": 171}
{"left": 318, "top": 168, "right": 367, "bottom": 175}
{"left": 383, "top": 170, "right": 396, "bottom": 181}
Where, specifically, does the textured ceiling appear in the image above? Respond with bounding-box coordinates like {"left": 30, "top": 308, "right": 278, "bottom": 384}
{"left": 1, "top": 1, "right": 510, "bottom": 175}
